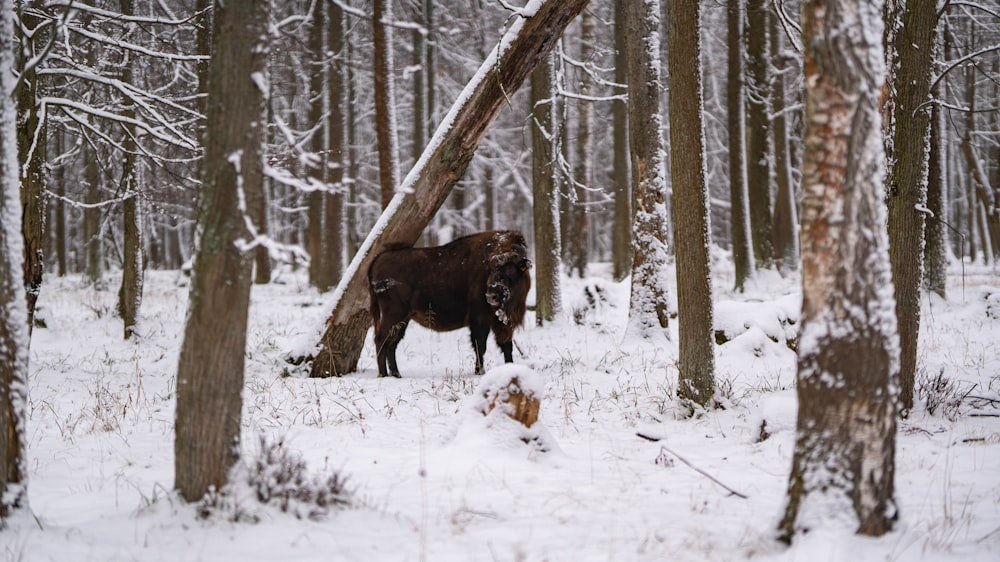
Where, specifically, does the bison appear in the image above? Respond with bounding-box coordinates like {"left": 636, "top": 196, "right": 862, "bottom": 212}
{"left": 368, "top": 230, "right": 532, "bottom": 378}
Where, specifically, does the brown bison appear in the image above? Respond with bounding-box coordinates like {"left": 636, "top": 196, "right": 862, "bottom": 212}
{"left": 368, "top": 230, "right": 532, "bottom": 378}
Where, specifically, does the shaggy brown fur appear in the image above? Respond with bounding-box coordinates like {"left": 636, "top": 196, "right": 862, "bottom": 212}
{"left": 368, "top": 231, "right": 531, "bottom": 378}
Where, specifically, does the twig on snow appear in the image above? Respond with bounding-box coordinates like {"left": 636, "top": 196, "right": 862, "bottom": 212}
{"left": 639, "top": 433, "right": 749, "bottom": 500}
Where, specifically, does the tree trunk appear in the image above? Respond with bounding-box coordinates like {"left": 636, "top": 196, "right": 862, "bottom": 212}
{"left": 299, "top": 0, "right": 590, "bottom": 378}
{"left": 308, "top": 2, "right": 333, "bottom": 291}
{"left": 15, "top": 4, "right": 47, "bottom": 335}
{"left": 885, "top": 0, "right": 938, "bottom": 414}
{"left": 923, "top": 53, "right": 947, "bottom": 298}
{"left": 727, "top": 0, "right": 754, "bottom": 291}
{"left": 174, "top": 0, "right": 269, "bottom": 502}
{"left": 779, "top": 0, "right": 899, "bottom": 542}
{"left": 374, "top": 0, "right": 399, "bottom": 209}
{"left": 1, "top": 0, "right": 29, "bottom": 517}
{"left": 623, "top": 0, "right": 670, "bottom": 337}
{"left": 611, "top": 0, "right": 631, "bottom": 282}
{"left": 770, "top": 9, "right": 799, "bottom": 273}
{"left": 53, "top": 132, "right": 66, "bottom": 277}
{"left": 83, "top": 138, "right": 102, "bottom": 284}
{"left": 568, "top": 10, "right": 594, "bottom": 279}
{"left": 531, "top": 53, "right": 562, "bottom": 325}
{"left": 745, "top": 0, "right": 774, "bottom": 269}
{"left": 323, "top": 0, "right": 347, "bottom": 288}
{"left": 667, "top": 0, "right": 715, "bottom": 408}
{"left": 118, "top": 0, "right": 143, "bottom": 340}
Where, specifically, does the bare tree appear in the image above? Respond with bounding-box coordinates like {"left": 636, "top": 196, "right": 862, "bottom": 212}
{"left": 118, "top": 0, "right": 143, "bottom": 339}
{"left": 1, "top": 0, "right": 29, "bottom": 519}
{"left": 623, "top": 0, "right": 670, "bottom": 336}
{"left": 531, "top": 52, "right": 562, "bottom": 325}
{"left": 374, "top": 0, "right": 399, "bottom": 208}
{"left": 668, "top": 0, "right": 715, "bottom": 408}
{"left": 299, "top": 0, "right": 590, "bottom": 378}
{"left": 611, "top": 0, "right": 631, "bottom": 282}
{"left": 727, "top": 0, "right": 754, "bottom": 291}
{"left": 884, "top": 0, "right": 939, "bottom": 414}
{"left": 174, "top": 0, "right": 270, "bottom": 502}
{"left": 745, "top": 0, "right": 774, "bottom": 269}
{"left": 770, "top": 7, "right": 799, "bottom": 273}
{"left": 779, "top": 0, "right": 899, "bottom": 541}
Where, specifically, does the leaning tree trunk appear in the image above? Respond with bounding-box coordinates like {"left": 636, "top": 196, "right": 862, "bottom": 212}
{"left": 779, "top": 0, "right": 899, "bottom": 542}
{"left": 1, "top": 0, "right": 29, "bottom": 518}
{"left": 668, "top": 0, "right": 715, "bottom": 408}
{"left": 299, "top": 0, "right": 590, "bottom": 378}
{"left": 885, "top": 0, "right": 938, "bottom": 414}
{"left": 174, "top": 0, "right": 269, "bottom": 502}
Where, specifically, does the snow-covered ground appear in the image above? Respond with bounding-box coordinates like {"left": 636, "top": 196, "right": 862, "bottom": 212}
{"left": 4, "top": 260, "right": 999, "bottom": 561}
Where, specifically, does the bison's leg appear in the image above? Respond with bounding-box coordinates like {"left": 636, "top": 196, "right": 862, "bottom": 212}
{"left": 375, "top": 319, "right": 407, "bottom": 378}
{"left": 499, "top": 339, "right": 514, "bottom": 363}
{"left": 470, "top": 324, "right": 489, "bottom": 375}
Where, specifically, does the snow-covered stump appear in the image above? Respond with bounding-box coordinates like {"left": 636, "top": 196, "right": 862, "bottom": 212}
{"left": 478, "top": 365, "right": 541, "bottom": 429}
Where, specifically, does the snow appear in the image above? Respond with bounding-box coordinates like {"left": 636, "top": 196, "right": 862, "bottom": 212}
{"left": 5, "top": 261, "right": 998, "bottom": 560}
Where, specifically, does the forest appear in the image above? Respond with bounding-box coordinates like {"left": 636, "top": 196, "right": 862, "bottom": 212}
{"left": 1, "top": 0, "right": 999, "bottom": 560}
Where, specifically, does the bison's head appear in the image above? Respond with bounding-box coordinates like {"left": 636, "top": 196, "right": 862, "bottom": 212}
{"left": 484, "top": 232, "right": 531, "bottom": 326}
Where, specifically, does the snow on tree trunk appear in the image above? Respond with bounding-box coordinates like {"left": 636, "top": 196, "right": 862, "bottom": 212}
{"left": 667, "top": 0, "right": 715, "bottom": 408}
{"left": 174, "top": 0, "right": 269, "bottom": 503}
{"left": 16, "top": 4, "right": 47, "bottom": 336}
{"left": 778, "top": 0, "right": 900, "bottom": 541}
{"left": 118, "top": 0, "right": 144, "bottom": 340}
{"left": 1, "top": 0, "right": 30, "bottom": 518}
{"left": 770, "top": 9, "right": 800, "bottom": 274}
{"left": 623, "top": 0, "right": 670, "bottom": 338}
{"left": 885, "top": 0, "right": 938, "bottom": 414}
{"left": 531, "top": 52, "right": 562, "bottom": 326}
{"left": 297, "top": 0, "right": 590, "bottom": 378}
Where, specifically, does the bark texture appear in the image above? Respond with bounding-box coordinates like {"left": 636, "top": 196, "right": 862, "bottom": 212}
{"left": 727, "top": 0, "right": 753, "bottom": 291}
{"left": 303, "top": 0, "right": 589, "bottom": 378}
{"left": 668, "top": 0, "right": 715, "bottom": 407}
{"left": 611, "top": 0, "right": 631, "bottom": 282}
{"left": 885, "top": 0, "right": 938, "bottom": 413}
{"left": 779, "top": 0, "right": 899, "bottom": 542}
{"left": 174, "top": 0, "right": 269, "bottom": 502}
{"left": 374, "top": 0, "right": 399, "bottom": 208}
{"left": 531, "top": 53, "right": 561, "bottom": 325}
{"left": 745, "top": 0, "right": 774, "bottom": 269}
{"left": 623, "top": 0, "right": 670, "bottom": 335}
{"left": 1, "top": 0, "right": 29, "bottom": 518}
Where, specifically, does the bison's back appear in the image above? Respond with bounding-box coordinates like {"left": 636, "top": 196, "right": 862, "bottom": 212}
{"left": 369, "top": 237, "right": 493, "bottom": 333}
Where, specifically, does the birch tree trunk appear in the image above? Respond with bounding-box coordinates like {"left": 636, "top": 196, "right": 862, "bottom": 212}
{"left": 623, "top": 0, "right": 670, "bottom": 336}
{"left": 668, "top": 0, "right": 715, "bottom": 408}
{"left": 779, "top": 0, "right": 899, "bottom": 541}
{"left": 1, "top": 0, "right": 29, "bottom": 518}
{"left": 174, "top": 0, "right": 269, "bottom": 502}
{"left": 300, "top": 0, "right": 589, "bottom": 378}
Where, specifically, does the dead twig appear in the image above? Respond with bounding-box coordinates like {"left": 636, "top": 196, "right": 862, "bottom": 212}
{"left": 641, "top": 434, "right": 749, "bottom": 500}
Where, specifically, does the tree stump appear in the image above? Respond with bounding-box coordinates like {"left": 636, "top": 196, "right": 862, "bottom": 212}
{"left": 481, "top": 374, "right": 540, "bottom": 429}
